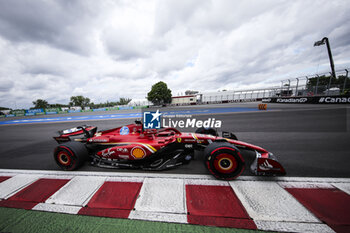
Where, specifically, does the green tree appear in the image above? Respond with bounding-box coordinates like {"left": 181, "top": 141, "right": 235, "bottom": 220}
{"left": 49, "top": 103, "right": 69, "bottom": 108}
{"left": 32, "top": 99, "right": 49, "bottom": 109}
{"left": 147, "top": 81, "right": 172, "bottom": 105}
{"left": 307, "top": 75, "right": 349, "bottom": 87}
{"left": 307, "top": 75, "right": 350, "bottom": 95}
{"left": 69, "top": 96, "right": 90, "bottom": 107}
{"left": 118, "top": 97, "right": 132, "bottom": 105}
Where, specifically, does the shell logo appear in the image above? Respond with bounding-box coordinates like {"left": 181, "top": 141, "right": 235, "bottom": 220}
{"left": 131, "top": 147, "right": 146, "bottom": 159}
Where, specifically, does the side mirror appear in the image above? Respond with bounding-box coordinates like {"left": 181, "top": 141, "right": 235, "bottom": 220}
{"left": 222, "top": 131, "right": 238, "bottom": 140}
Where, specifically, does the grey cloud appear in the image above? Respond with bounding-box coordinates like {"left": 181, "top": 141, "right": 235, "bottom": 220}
{"left": 24, "top": 66, "right": 64, "bottom": 76}
{"left": 0, "top": 79, "right": 14, "bottom": 91}
{"left": 103, "top": 34, "right": 148, "bottom": 61}
{"left": 0, "top": 0, "right": 99, "bottom": 55}
{"left": 154, "top": 0, "right": 281, "bottom": 36}
{"left": 0, "top": 0, "right": 349, "bottom": 109}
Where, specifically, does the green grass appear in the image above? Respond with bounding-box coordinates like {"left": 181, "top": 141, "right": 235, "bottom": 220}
{"left": 0, "top": 207, "right": 271, "bottom": 233}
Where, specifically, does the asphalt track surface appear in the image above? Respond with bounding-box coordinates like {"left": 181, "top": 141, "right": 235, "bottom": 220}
{"left": 0, "top": 103, "right": 349, "bottom": 178}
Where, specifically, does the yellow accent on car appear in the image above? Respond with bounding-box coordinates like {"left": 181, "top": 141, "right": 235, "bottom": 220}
{"left": 95, "top": 142, "right": 157, "bottom": 153}
{"left": 218, "top": 158, "right": 233, "bottom": 170}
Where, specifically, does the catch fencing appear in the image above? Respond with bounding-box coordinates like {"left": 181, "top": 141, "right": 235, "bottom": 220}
{"left": 197, "top": 69, "right": 349, "bottom": 104}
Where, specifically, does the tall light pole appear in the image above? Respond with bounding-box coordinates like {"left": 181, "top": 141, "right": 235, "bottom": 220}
{"left": 314, "top": 37, "right": 336, "bottom": 80}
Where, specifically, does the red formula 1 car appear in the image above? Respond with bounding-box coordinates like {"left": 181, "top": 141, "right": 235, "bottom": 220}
{"left": 53, "top": 121, "right": 286, "bottom": 180}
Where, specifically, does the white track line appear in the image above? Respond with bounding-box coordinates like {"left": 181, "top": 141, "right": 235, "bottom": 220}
{"left": 255, "top": 221, "right": 335, "bottom": 233}
{"left": 229, "top": 181, "right": 320, "bottom": 223}
{"left": 0, "top": 116, "right": 138, "bottom": 126}
{"left": 184, "top": 179, "right": 229, "bottom": 186}
{"left": 105, "top": 176, "right": 145, "bottom": 183}
{"left": 45, "top": 176, "right": 106, "bottom": 206}
{"left": 332, "top": 182, "right": 350, "bottom": 195}
{"left": 278, "top": 181, "right": 334, "bottom": 189}
{"left": 33, "top": 203, "right": 81, "bottom": 215}
{"left": 129, "top": 211, "right": 187, "bottom": 224}
{"left": 1, "top": 169, "right": 349, "bottom": 183}
{"left": 0, "top": 174, "right": 40, "bottom": 199}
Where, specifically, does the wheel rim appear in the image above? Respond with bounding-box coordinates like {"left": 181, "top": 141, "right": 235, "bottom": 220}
{"left": 213, "top": 153, "right": 237, "bottom": 173}
{"left": 57, "top": 151, "right": 71, "bottom": 165}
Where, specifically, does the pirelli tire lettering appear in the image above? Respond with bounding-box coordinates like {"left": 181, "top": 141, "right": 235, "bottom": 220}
{"left": 262, "top": 96, "right": 350, "bottom": 104}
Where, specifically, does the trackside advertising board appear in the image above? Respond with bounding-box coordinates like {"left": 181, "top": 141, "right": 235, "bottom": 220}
{"left": 262, "top": 95, "right": 350, "bottom": 104}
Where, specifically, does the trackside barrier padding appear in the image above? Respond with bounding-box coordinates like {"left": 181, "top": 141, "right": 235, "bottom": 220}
{"left": 258, "top": 104, "right": 267, "bottom": 110}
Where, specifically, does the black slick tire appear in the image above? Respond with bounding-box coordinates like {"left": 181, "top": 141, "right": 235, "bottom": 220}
{"left": 204, "top": 142, "right": 245, "bottom": 180}
{"left": 53, "top": 141, "right": 88, "bottom": 171}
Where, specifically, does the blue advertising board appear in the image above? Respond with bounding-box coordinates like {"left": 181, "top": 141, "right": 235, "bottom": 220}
{"left": 26, "top": 108, "right": 44, "bottom": 114}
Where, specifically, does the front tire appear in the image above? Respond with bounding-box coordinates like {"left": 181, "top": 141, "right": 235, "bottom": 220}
{"left": 204, "top": 142, "right": 245, "bottom": 180}
{"left": 54, "top": 141, "right": 88, "bottom": 170}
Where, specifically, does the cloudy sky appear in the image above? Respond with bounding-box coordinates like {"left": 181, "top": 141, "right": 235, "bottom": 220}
{"left": 0, "top": 0, "right": 349, "bottom": 109}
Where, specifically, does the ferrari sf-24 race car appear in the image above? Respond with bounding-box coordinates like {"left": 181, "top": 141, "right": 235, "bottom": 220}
{"left": 53, "top": 121, "right": 286, "bottom": 180}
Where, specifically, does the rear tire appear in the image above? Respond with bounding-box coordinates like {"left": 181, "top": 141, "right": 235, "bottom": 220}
{"left": 204, "top": 142, "right": 245, "bottom": 180}
{"left": 54, "top": 141, "right": 88, "bottom": 170}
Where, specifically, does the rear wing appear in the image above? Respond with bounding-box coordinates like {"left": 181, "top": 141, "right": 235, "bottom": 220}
{"left": 53, "top": 125, "right": 97, "bottom": 143}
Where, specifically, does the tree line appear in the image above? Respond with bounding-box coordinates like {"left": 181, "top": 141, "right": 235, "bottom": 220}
{"left": 32, "top": 80, "right": 175, "bottom": 109}
{"left": 307, "top": 74, "right": 350, "bottom": 95}
{"left": 4, "top": 81, "right": 173, "bottom": 111}
{"left": 32, "top": 96, "right": 132, "bottom": 109}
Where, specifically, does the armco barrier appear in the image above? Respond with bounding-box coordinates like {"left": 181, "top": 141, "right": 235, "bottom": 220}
{"left": 262, "top": 95, "right": 350, "bottom": 104}
{"left": 26, "top": 108, "right": 44, "bottom": 114}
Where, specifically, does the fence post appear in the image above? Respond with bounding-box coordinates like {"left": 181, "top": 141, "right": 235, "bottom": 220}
{"left": 280, "top": 81, "right": 283, "bottom": 96}
{"left": 287, "top": 79, "right": 290, "bottom": 94}
{"left": 295, "top": 78, "right": 299, "bottom": 96}
{"left": 343, "top": 69, "right": 349, "bottom": 94}
{"left": 327, "top": 72, "right": 332, "bottom": 95}
{"left": 305, "top": 76, "right": 309, "bottom": 95}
